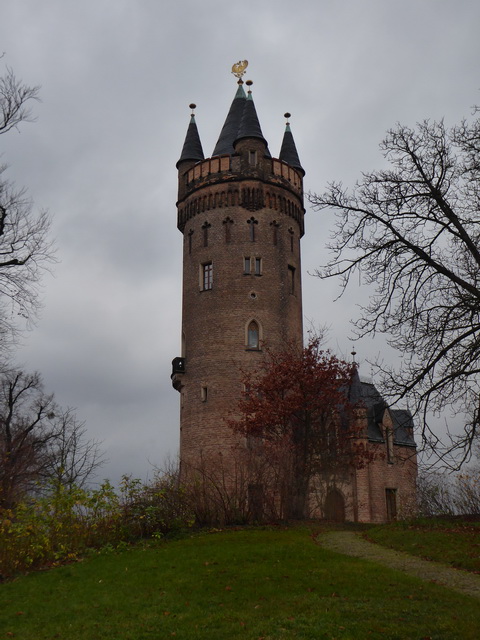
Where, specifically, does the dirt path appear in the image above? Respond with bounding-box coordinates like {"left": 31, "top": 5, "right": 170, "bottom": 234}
{"left": 316, "top": 530, "right": 480, "bottom": 600}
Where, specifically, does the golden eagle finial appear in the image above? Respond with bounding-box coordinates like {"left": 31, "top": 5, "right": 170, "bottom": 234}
{"left": 231, "top": 60, "right": 248, "bottom": 79}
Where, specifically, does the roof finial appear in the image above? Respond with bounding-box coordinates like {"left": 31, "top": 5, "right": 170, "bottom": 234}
{"left": 246, "top": 79, "right": 253, "bottom": 96}
{"left": 284, "top": 112, "right": 291, "bottom": 124}
{"left": 351, "top": 350, "right": 357, "bottom": 365}
{"left": 189, "top": 103, "right": 196, "bottom": 114}
{"left": 231, "top": 60, "right": 248, "bottom": 84}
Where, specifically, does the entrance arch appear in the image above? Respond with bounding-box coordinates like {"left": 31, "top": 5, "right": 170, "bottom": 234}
{"left": 324, "top": 489, "right": 346, "bottom": 522}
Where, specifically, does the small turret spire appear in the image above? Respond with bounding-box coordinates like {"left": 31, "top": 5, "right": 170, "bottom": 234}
{"left": 279, "top": 112, "right": 305, "bottom": 175}
{"left": 176, "top": 103, "right": 204, "bottom": 168}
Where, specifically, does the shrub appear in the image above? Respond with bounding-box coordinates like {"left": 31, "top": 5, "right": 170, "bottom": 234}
{"left": 0, "top": 470, "right": 194, "bottom": 580}
{"left": 417, "top": 465, "right": 480, "bottom": 517}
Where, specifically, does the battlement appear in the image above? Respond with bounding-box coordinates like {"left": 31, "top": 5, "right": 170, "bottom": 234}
{"left": 178, "top": 153, "right": 303, "bottom": 201}
{"left": 184, "top": 155, "right": 302, "bottom": 189}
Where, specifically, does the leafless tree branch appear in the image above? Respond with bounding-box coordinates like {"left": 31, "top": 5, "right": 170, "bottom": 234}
{"left": 308, "top": 115, "right": 480, "bottom": 466}
{"left": 0, "top": 67, "right": 55, "bottom": 363}
{"left": 0, "top": 370, "right": 104, "bottom": 507}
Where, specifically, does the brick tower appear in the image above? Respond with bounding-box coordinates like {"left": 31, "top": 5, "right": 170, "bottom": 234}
{"left": 172, "top": 66, "right": 305, "bottom": 473}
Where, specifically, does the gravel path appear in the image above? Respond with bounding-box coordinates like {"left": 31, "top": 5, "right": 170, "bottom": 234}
{"left": 316, "top": 530, "right": 480, "bottom": 600}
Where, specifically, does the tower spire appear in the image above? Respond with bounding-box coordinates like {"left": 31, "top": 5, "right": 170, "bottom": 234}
{"left": 234, "top": 80, "right": 270, "bottom": 155}
{"left": 212, "top": 80, "right": 247, "bottom": 157}
{"left": 279, "top": 113, "right": 305, "bottom": 175}
{"left": 176, "top": 103, "right": 204, "bottom": 168}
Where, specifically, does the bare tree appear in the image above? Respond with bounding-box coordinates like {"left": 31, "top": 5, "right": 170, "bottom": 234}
{"left": 0, "top": 370, "right": 103, "bottom": 508}
{"left": 308, "top": 112, "right": 480, "bottom": 465}
{"left": 0, "top": 66, "right": 54, "bottom": 362}
{"left": 43, "top": 408, "right": 105, "bottom": 493}
{"left": 0, "top": 67, "right": 39, "bottom": 134}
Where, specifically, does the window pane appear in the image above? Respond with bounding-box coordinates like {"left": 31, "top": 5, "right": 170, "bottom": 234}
{"left": 203, "top": 263, "right": 213, "bottom": 290}
{"left": 248, "top": 320, "right": 259, "bottom": 348}
{"left": 244, "top": 257, "right": 251, "bottom": 273}
{"left": 255, "top": 258, "right": 261, "bottom": 275}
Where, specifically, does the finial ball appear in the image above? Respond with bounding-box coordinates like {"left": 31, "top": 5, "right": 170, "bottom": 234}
{"left": 284, "top": 112, "right": 291, "bottom": 119}
{"left": 189, "top": 103, "right": 196, "bottom": 110}
{"left": 246, "top": 79, "right": 253, "bottom": 86}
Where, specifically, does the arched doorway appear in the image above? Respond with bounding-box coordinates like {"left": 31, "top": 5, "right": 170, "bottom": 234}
{"left": 324, "top": 489, "right": 346, "bottom": 522}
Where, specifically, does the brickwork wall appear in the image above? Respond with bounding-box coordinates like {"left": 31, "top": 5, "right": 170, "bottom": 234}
{"left": 176, "top": 140, "right": 305, "bottom": 470}
{"left": 354, "top": 443, "right": 418, "bottom": 522}
{"left": 308, "top": 438, "right": 417, "bottom": 523}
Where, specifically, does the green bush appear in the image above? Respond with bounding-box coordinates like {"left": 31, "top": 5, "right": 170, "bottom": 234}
{"left": 0, "top": 472, "right": 194, "bottom": 580}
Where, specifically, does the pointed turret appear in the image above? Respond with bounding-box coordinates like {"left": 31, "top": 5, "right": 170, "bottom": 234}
{"left": 234, "top": 81, "right": 271, "bottom": 156}
{"left": 176, "top": 105, "right": 204, "bottom": 168}
{"left": 212, "top": 82, "right": 247, "bottom": 157}
{"left": 279, "top": 114, "right": 304, "bottom": 175}
{"left": 348, "top": 361, "right": 364, "bottom": 405}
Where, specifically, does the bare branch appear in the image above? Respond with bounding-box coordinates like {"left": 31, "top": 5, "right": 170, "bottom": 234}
{"left": 308, "top": 114, "right": 480, "bottom": 463}
{"left": 0, "top": 65, "right": 55, "bottom": 362}
{"left": 0, "top": 370, "right": 104, "bottom": 507}
{"left": 0, "top": 67, "right": 40, "bottom": 135}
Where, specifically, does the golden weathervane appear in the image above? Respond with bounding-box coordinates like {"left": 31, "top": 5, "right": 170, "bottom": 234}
{"left": 231, "top": 60, "right": 248, "bottom": 79}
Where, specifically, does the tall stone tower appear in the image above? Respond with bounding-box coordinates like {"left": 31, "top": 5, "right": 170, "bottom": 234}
{"left": 172, "top": 65, "right": 305, "bottom": 472}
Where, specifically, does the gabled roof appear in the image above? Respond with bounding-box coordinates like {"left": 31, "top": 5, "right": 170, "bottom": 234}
{"left": 390, "top": 409, "right": 416, "bottom": 446}
{"left": 279, "top": 123, "right": 304, "bottom": 175}
{"left": 351, "top": 374, "right": 416, "bottom": 447}
{"left": 176, "top": 113, "right": 204, "bottom": 168}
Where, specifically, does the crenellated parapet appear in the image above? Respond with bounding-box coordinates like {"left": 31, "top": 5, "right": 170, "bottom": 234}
{"left": 177, "top": 153, "right": 305, "bottom": 234}
{"left": 180, "top": 155, "right": 303, "bottom": 195}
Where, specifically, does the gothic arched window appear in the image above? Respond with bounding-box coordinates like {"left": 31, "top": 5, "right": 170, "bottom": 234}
{"left": 247, "top": 320, "right": 260, "bottom": 349}
{"left": 247, "top": 216, "right": 258, "bottom": 241}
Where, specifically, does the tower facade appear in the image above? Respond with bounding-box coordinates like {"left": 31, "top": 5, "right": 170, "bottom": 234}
{"left": 172, "top": 74, "right": 305, "bottom": 471}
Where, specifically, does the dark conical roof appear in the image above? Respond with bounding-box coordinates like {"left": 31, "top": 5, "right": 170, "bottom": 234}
{"left": 176, "top": 113, "right": 204, "bottom": 168}
{"left": 279, "top": 123, "right": 305, "bottom": 175}
{"left": 234, "top": 92, "right": 270, "bottom": 155}
{"left": 348, "top": 366, "right": 364, "bottom": 404}
{"left": 212, "top": 83, "right": 247, "bottom": 156}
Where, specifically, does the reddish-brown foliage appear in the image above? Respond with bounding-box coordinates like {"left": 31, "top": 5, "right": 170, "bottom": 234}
{"left": 227, "top": 339, "right": 373, "bottom": 517}
{"left": 230, "top": 339, "right": 367, "bottom": 465}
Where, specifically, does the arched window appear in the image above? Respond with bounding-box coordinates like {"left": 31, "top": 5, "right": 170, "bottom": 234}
{"left": 247, "top": 320, "right": 260, "bottom": 349}
{"left": 247, "top": 216, "right": 258, "bottom": 241}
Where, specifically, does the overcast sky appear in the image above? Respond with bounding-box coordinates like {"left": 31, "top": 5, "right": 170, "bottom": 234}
{"left": 1, "top": 0, "right": 479, "bottom": 483}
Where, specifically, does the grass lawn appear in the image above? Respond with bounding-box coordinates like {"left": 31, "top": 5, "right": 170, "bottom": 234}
{"left": 365, "top": 518, "right": 480, "bottom": 573}
{"left": 1, "top": 526, "right": 479, "bottom": 639}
